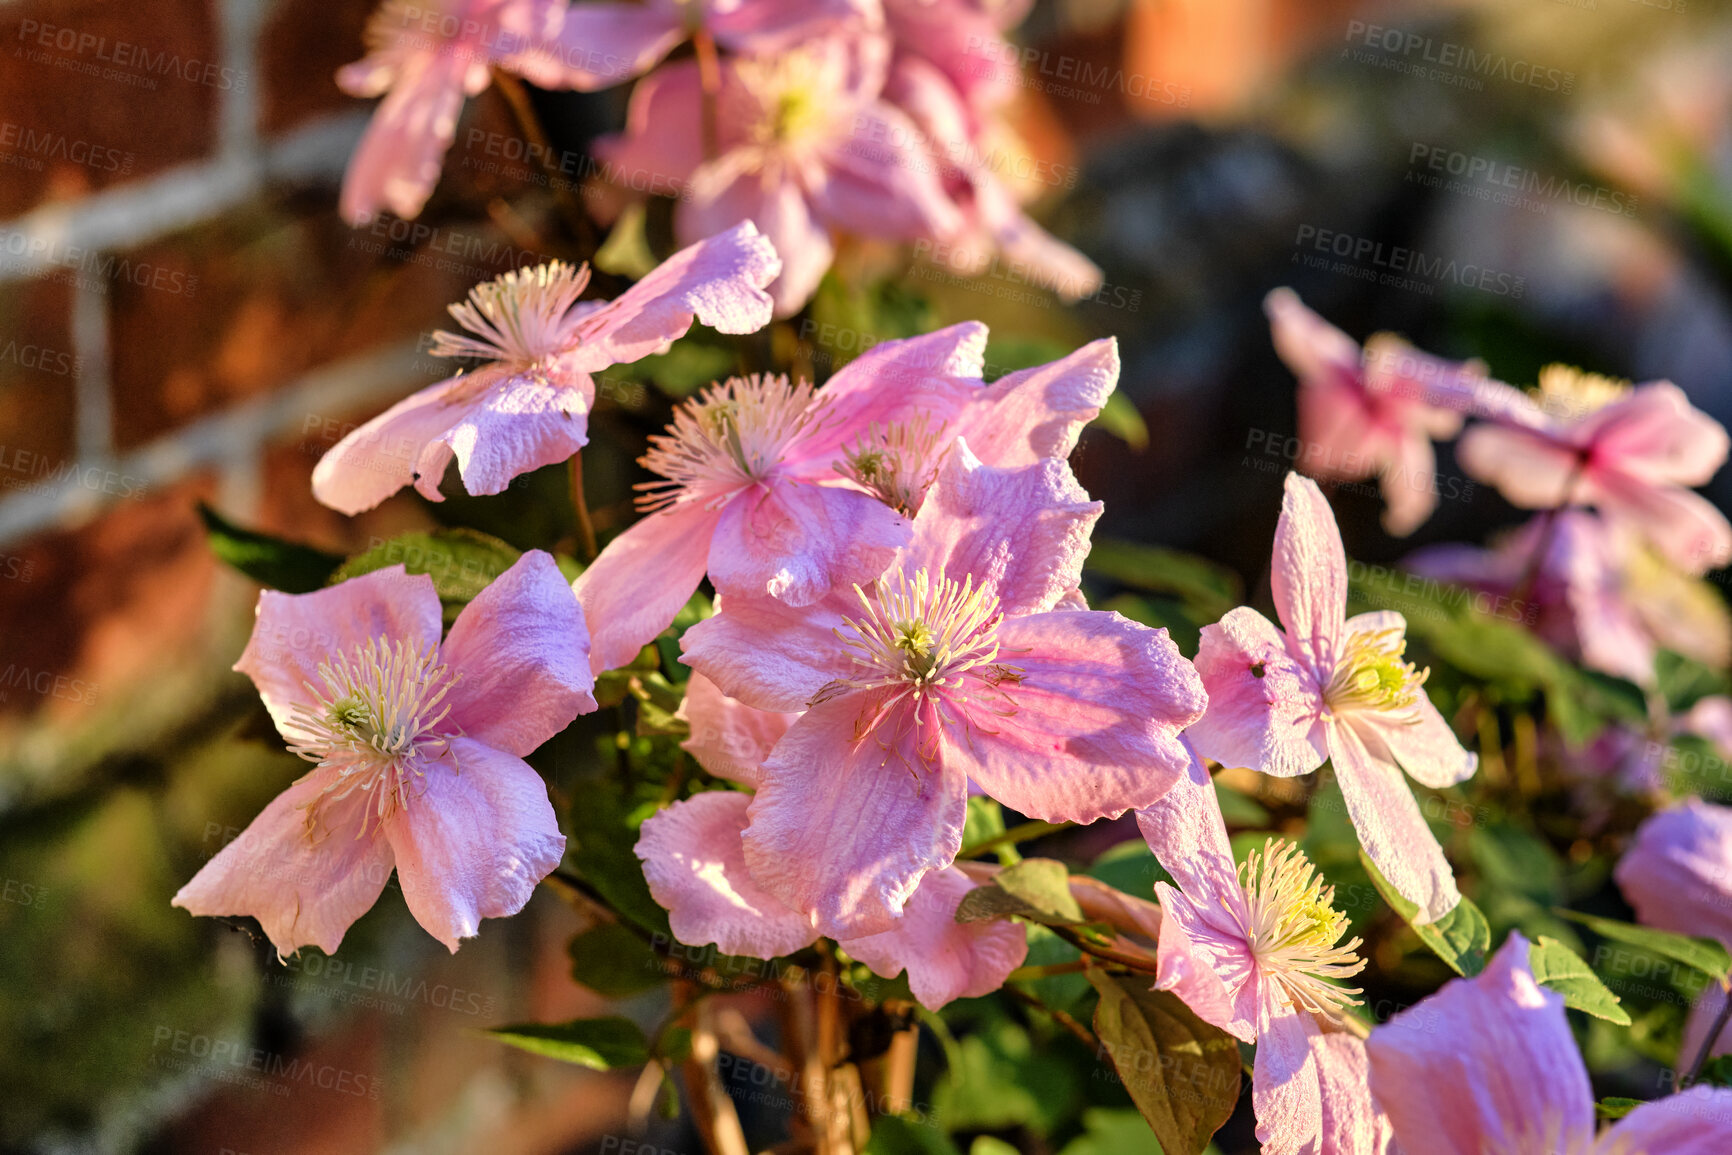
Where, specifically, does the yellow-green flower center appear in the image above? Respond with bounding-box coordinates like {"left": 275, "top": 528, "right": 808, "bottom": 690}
{"left": 1326, "top": 628, "right": 1428, "bottom": 716}
{"left": 1237, "top": 839, "right": 1365, "bottom": 1014}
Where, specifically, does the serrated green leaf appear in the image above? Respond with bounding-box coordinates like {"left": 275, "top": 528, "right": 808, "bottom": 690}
{"left": 1085, "top": 965, "right": 1240, "bottom": 1155}
{"left": 956, "top": 858, "right": 1084, "bottom": 926}
{"left": 334, "top": 528, "right": 522, "bottom": 623}
{"left": 567, "top": 922, "right": 667, "bottom": 997}
{"left": 1359, "top": 850, "right": 1489, "bottom": 976}
{"left": 1530, "top": 936, "right": 1630, "bottom": 1024}
{"left": 198, "top": 503, "right": 343, "bottom": 593}
{"left": 484, "top": 1016, "right": 649, "bottom": 1069}
{"left": 1556, "top": 910, "right": 1732, "bottom": 980}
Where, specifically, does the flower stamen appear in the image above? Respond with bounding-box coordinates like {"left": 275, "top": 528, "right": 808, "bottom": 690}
{"left": 637, "top": 374, "right": 824, "bottom": 511}
{"left": 431, "top": 261, "right": 591, "bottom": 366}
{"left": 835, "top": 415, "right": 947, "bottom": 515}
{"left": 1237, "top": 839, "right": 1365, "bottom": 1014}
{"left": 1325, "top": 628, "right": 1428, "bottom": 718}
{"left": 1534, "top": 363, "right": 1631, "bottom": 422}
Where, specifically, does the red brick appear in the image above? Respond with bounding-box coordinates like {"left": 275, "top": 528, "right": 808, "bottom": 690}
{"left": 0, "top": 0, "right": 221, "bottom": 218}
{"left": 259, "top": 0, "right": 375, "bottom": 136}
{"left": 0, "top": 276, "right": 78, "bottom": 480}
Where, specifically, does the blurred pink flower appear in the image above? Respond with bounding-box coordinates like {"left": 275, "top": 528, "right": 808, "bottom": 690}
{"left": 883, "top": 0, "right": 1030, "bottom": 115}
{"left": 1265, "top": 288, "right": 1487, "bottom": 536}
{"left": 1186, "top": 473, "right": 1477, "bottom": 923}
{"left": 678, "top": 444, "right": 1206, "bottom": 937}
{"left": 574, "top": 326, "right": 1119, "bottom": 673}
{"left": 594, "top": 38, "right": 963, "bottom": 314}
{"left": 1616, "top": 798, "right": 1732, "bottom": 952}
{"left": 1457, "top": 364, "right": 1732, "bottom": 574}
{"left": 173, "top": 553, "right": 594, "bottom": 955}
{"left": 313, "top": 222, "right": 779, "bottom": 515}
{"left": 1368, "top": 932, "right": 1732, "bottom": 1154}
{"left": 1136, "top": 748, "right": 1390, "bottom": 1155}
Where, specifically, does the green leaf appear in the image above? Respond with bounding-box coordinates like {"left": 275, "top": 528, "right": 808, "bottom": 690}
{"left": 1087, "top": 840, "right": 1172, "bottom": 899}
{"left": 1555, "top": 910, "right": 1732, "bottom": 980}
{"left": 1359, "top": 850, "right": 1490, "bottom": 976}
{"left": 1529, "top": 936, "right": 1630, "bottom": 1025}
{"left": 593, "top": 201, "right": 657, "bottom": 280}
{"left": 931, "top": 1013, "right": 1082, "bottom": 1136}
{"left": 1085, "top": 965, "right": 1240, "bottom": 1155}
{"left": 566, "top": 780, "right": 671, "bottom": 937}
{"left": 1697, "top": 1055, "right": 1732, "bottom": 1088}
{"left": 1084, "top": 538, "right": 1241, "bottom": 623}
{"left": 968, "top": 1139, "right": 1021, "bottom": 1155}
{"left": 567, "top": 922, "right": 667, "bottom": 998}
{"left": 1057, "top": 1108, "right": 1166, "bottom": 1155}
{"left": 198, "top": 503, "right": 342, "bottom": 593}
{"left": 1595, "top": 1097, "right": 1643, "bottom": 1121}
{"left": 484, "top": 1016, "right": 649, "bottom": 1069}
{"left": 334, "top": 528, "right": 523, "bottom": 624}
{"left": 1089, "top": 391, "right": 1149, "bottom": 451}
{"left": 862, "top": 1113, "right": 961, "bottom": 1155}
{"left": 956, "top": 858, "right": 1084, "bottom": 926}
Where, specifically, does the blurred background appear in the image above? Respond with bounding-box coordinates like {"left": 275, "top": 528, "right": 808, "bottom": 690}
{"left": 3, "top": 0, "right": 1732, "bottom": 1151}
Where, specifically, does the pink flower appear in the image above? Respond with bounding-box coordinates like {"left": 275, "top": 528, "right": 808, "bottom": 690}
{"left": 173, "top": 552, "right": 595, "bottom": 955}
{"left": 1616, "top": 798, "right": 1732, "bottom": 952}
{"left": 1456, "top": 363, "right": 1732, "bottom": 573}
{"left": 1186, "top": 473, "right": 1477, "bottom": 923}
{"left": 678, "top": 443, "right": 1207, "bottom": 938}
{"left": 882, "top": 0, "right": 1031, "bottom": 116}
{"left": 574, "top": 325, "right": 1120, "bottom": 673}
{"left": 338, "top": 0, "right": 605, "bottom": 224}
{"left": 1265, "top": 289, "right": 1487, "bottom": 536}
{"left": 312, "top": 222, "right": 779, "bottom": 515}
{"left": 1136, "top": 747, "right": 1390, "bottom": 1155}
{"left": 1367, "top": 932, "right": 1732, "bottom": 1154}
{"left": 594, "top": 38, "right": 963, "bottom": 315}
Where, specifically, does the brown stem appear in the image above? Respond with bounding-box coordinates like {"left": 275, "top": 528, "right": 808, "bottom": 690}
{"left": 1002, "top": 984, "right": 1098, "bottom": 1048}
{"left": 491, "top": 69, "right": 595, "bottom": 248}
{"left": 569, "top": 451, "right": 598, "bottom": 561}
{"left": 881, "top": 1025, "right": 917, "bottom": 1115}
{"left": 679, "top": 994, "right": 750, "bottom": 1155}
{"left": 957, "top": 819, "right": 1071, "bottom": 860}
{"left": 693, "top": 30, "right": 722, "bottom": 164}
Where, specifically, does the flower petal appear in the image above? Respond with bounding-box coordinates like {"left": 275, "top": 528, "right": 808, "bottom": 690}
{"left": 442, "top": 550, "right": 595, "bottom": 756}
{"left": 1454, "top": 423, "right": 1582, "bottom": 509}
{"left": 679, "top": 672, "right": 797, "bottom": 788}
{"left": 311, "top": 372, "right": 481, "bottom": 515}
{"left": 1151, "top": 882, "right": 1255, "bottom": 1041}
{"left": 1607, "top": 1086, "right": 1732, "bottom": 1154}
{"left": 1186, "top": 606, "right": 1328, "bottom": 778}
{"left": 439, "top": 367, "right": 593, "bottom": 497}
{"left": 679, "top": 168, "right": 833, "bottom": 319}
{"left": 338, "top": 49, "right": 474, "bottom": 225}
{"left": 1272, "top": 473, "right": 1348, "bottom": 675}
{"left": 574, "top": 502, "right": 717, "bottom": 675}
{"left": 906, "top": 442, "right": 1100, "bottom": 615}
{"left": 1378, "top": 430, "right": 1440, "bottom": 538}
{"left": 742, "top": 695, "right": 969, "bottom": 938}
{"left": 172, "top": 768, "right": 396, "bottom": 958}
{"left": 1613, "top": 798, "right": 1732, "bottom": 950}
{"left": 1591, "top": 382, "right": 1730, "bottom": 487}
{"left": 1251, "top": 1002, "right": 1323, "bottom": 1155}
{"left": 533, "top": 2, "right": 683, "bottom": 90}
{"left": 1328, "top": 720, "right": 1460, "bottom": 924}
{"left": 707, "top": 480, "right": 909, "bottom": 606}
{"left": 383, "top": 737, "right": 566, "bottom": 952}
{"left": 841, "top": 866, "right": 1028, "bottom": 1010}
{"left": 1312, "top": 1031, "right": 1399, "bottom": 1155}
{"left": 635, "top": 791, "right": 817, "bottom": 958}
{"left": 1358, "top": 693, "right": 1477, "bottom": 791}
{"left": 942, "top": 610, "right": 1205, "bottom": 823}
{"left": 235, "top": 566, "right": 443, "bottom": 735}
{"left": 681, "top": 591, "right": 853, "bottom": 712}
{"left": 1366, "top": 933, "right": 1595, "bottom": 1155}
{"left": 947, "top": 338, "right": 1119, "bottom": 468}
{"left": 1135, "top": 741, "right": 1244, "bottom": 917}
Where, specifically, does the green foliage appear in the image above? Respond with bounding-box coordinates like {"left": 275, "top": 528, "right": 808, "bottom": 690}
{"left": 483, "top": 1016, "right": 649, "bottom": 1069}
{"left": 955, "top": 859, "right": 1085, "bottom": 926}
{"left": 1359, "top": 850, "right": 1490, "bottom": 976}
{"left": 1057, "top": 1108, "right": 1167, "bottom": 1155}
{"left": 1528, "top": 936, "right": 1630, "bottom": 1025}
{"left": 1083, "top": 539, "right": 1241, "bottom": 625}
{"left": 1084, "top": 965, "right": 1240, "bottom": 1155}
{"left": 1697, "top": 1055, "right": 1732, "bottom": 1088}
{"left": 862, "top": 1114, "right": 961, "bottom": 1155}
{"left": 334, "top": 528, "right": 525, "bottom": 625}
{"left": 567, "top": 922, "right": 666, "bottom": 998}
{"left": 931, "top": 1012, "right": 1085, "bottom": 1136}
{"left": 1595, "top": 1097, "right": 1643, "bottom": 1121}
{"left": 1556, "top": 910, "right": 1732, "bottom": 980}
{"left": 1090, "top": 391, "right": 1149, "bottom": 450}
{"left": 1087, "top": 840, "right": 1172, "bottom": 899}
{"left": 565, "top": 775, "right": 671, "bottom": 937}
{"left": 808, "top": 272, "right": 937, "bottom": 377}
{"left": 198, "top": 503, "right": 342, "bottom": 592}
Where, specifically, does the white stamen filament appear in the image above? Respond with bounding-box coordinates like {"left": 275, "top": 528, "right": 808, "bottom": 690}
{"left": 431, "top": 261, "right": 591, "bottom": 366}
{"left": 1236, "top": 839, "right": 1365, "bottom": 1015}
{"left": 835, "top": 415, "right": 947, "bottom": 515}
{"left": 637, "top": 374, "right": 825, "bottom": 510}
{"left": 1324, "top": 628, "right": 1428, "bottom": 719}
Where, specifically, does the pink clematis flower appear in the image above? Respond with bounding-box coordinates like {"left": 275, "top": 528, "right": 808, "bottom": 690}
{"left": 1265, "top": 289, "right": 1488, "bottom": 536}
{"left": 173, "top": 552, "right": 595, "bottom": 955}
{"left": 678, "top": 442, "right": 1207, "bottom": 938}
{"left": 593, "top": 37, "right": 963, "bottom": 315}
{"left": 1186, "top": 473, "right": 1478, "bottom": 923}
{"left": 1136, "top": 748, "right": 1391, "bottom": 1155}
{"left": 640, "top": 677, "right": 1024, "bottom": 1008}
{"left": 574, "top": 324, "right": 1120, "bottom": 673}
{"left": 1456, "top": 363, "right": 1732, "bottom": 573}
{"left": 882, "top": 0, "right": 1031, "bottom": 116}
{"left": 312, "top": 222, "right": 779, "bottom": 515}
{"left": 1367, "top": 932, "right": 1732, "bottom": 1154}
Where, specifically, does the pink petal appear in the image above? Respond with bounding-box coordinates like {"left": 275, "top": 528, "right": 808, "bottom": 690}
{"left": 742, "top": 695, "right": 970, "bottom": 938}
{"left": 574, "top": 502, "right": 717, "bottom": 675}
{"left": 235, "top": 566, "right": 444, "bottom": 734}
{"left": 441, "top": 550, "right": 595, "bottom": 756}
{"left": 679, "top": 673, "right": 797, "bottom": 788}
{"left": 1682, "top": 981, "right": 1732, "bottom": 1071}
{"left": 1613, "top": 798, "right": 1732, "bottom": 949}
{"left": 590, "top": 60, "right": 706, "bottom": 189}
{"left": 1366, "top": 933, "right": 1596, "bottom": 1155}
{"left": 1328, "top": 719, "right": 1460, "bottom": 924}
{"left": 1151, "top": 882, "right": 1255, "bottom": 1041}
{"left": 1378, "top": 429, "right": 1441, "bottom": 537}
{"left": 172, "top": 768, "right": 395, "bottom": 958}
{"left": 1266, "top": 289, "right": 1363, "bottom": 392}
{"left": 1455, "top": 423, "right": 1582, "bottom": 508}
{"left": 906, "top": 443, "right": 1100, "bottom": 615}
{"left": 680, "top": 591, "right": 854, "bottom": 712}
{"left": 383, "top": 736, "right": 566, "bottom": 952}
{"left": 1357, "top": 693, "right": 1476, "bottom": 790}
{"left": 941, "top": 610, "right": 1204, "bottom": 823}
{"left": 1186, "top": 606, "right": 1329, "bottom": 778}
{"left": 339, "top": 49, "right": 476, "bottom": 225}
{"left": 841, "top": 866, "right": 1028, "bottom": 1010}
{"left": 1590, "top": 383, "right": 1730, "bottom": 487}
{"left": 635, "top": 791, "right": 818, "bottom": 958}
{"left": 1607, "top": 1086, "right": 1732, "bottom": 1154}
{"left": 708, "top": 0, "right": 878, "bottom": 55}
{"left": 572, "top": 220, "right": 781, "bottom": 368}
{"left": 1294, "top": 372, "right": 1383, "bottom": 484}
{"left": 680, "top": 167, "right": 834, "bottom": 319}
{"left": 438, "top": 366, "right": 594, "bottom": 496}
{"left": 812, "top": 104, "right": 965, "bottom": 240}
{"left": 1134, "top": 741, "right": 1244, "bottom": 913}
{"left": 1252, "top": 1001, "right": 1323, "bottom": 1155}
{"left": 1312, "top": 1031, "right": 1399, "bottom": 1155}
{"left": 1587, "top": 468, "right": 1732, "bottom": 574}
{"left": 948, "top": 339, "right": 1119, "bottom": 468}
{"left": 707, "top": 479, "right": 909, "bottom": 606}
{"left": 1272, "top": 473, "right": 1348, "bottom": 676}
{"left": 530, "top": 2, "right": 682, "bottom": 90}
{"left": 311, "top": 372, "right": 486, "bottom": 515}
